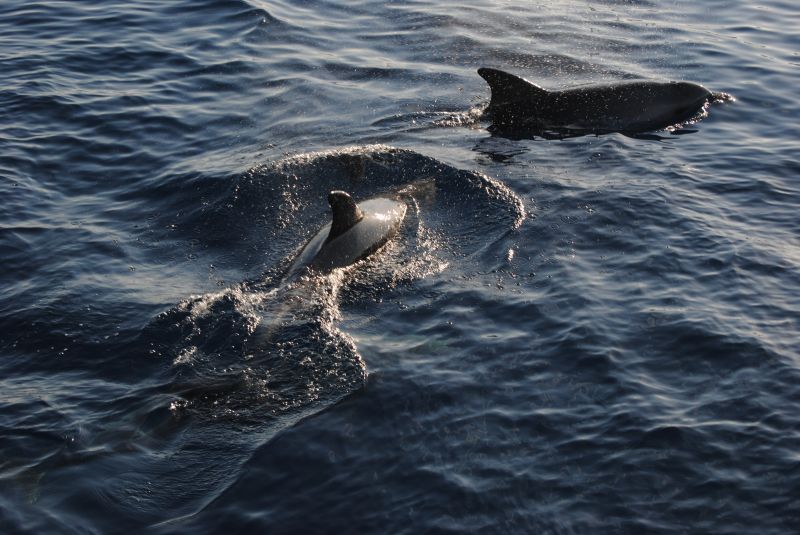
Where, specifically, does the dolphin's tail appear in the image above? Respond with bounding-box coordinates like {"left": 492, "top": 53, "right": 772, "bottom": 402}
{"left": 477, "top": 67, "right": 548, "bottom": 113}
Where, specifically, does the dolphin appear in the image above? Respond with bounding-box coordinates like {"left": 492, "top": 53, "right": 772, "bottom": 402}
{"left": 478, "top": 67, "right": 715, "bottom": 135}
{"left": 286, "top": 190, "right": 406, "bottom": 278}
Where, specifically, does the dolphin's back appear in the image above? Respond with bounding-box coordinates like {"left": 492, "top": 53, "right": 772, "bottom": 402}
{"left": 287, "top": 197, "right": 406, "bottom": 278}
{"left": 478, "top": 67, "right": 713, "bottom": 133}
{"left": 559, "top": 81, "right": 711, "bottom": 132}
{"left": 546, "top": 81, "right": 665, "bottom": 131}
{"left": 310, "top": 198, "right": 405, "bottom": 272}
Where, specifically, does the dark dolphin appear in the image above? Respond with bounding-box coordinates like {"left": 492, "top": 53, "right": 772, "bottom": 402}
{"left": 478, "top": 67, "right": 715, "bottom": 135}
{"left": 287, "top": 191, "right": 406, "bottom": 278}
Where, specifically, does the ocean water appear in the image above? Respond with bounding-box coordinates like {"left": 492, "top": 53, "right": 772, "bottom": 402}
{"left": 1, "top": 0, "right": 799, "bottom": 532}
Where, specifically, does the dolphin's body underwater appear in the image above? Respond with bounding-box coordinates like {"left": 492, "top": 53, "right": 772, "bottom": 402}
{"left": 287, "top": 191, "right": 406, "bottom": 278}
{"left": 478, "top": 67, "right": 715, "bottom": 135}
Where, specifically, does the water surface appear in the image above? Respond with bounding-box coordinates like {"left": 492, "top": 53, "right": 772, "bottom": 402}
{"left": 1, "top": 0, "right": 799, "bottom": 532}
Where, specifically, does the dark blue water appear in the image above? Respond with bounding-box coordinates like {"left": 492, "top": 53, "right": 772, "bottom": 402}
{"left": 2, "top": 0, "right": 799, "bottom": 532}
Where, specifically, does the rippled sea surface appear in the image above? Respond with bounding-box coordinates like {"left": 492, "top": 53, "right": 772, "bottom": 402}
{"left": 2, "top": 0, "right": 799, "bottom": 532}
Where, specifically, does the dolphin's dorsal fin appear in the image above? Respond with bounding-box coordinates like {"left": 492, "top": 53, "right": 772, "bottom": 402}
{"left": 326, "top": 190, "right": 363, "bottom": 242}
{"left": 478, "top": 67, "right": 548, "bottom": 109}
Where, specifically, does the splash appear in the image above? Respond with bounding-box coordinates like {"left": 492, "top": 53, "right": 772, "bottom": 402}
{"left": 143, "top": 145, "right": 524, "bottom": 423}
{"left": 667, "top": 91, "right": 735, "bottom": 132}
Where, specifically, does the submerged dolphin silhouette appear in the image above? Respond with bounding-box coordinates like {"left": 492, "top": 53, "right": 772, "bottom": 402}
{"left": 287, "top": 191, "right": 406, "bottom": 277}
{"left": 478, "top": 67, "right": 714, "bottom": 135}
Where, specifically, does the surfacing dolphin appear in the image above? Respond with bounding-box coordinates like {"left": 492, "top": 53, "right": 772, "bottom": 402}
{"left": 478, "top": 67, "right": 720, "bottom": 136}
{"left": 287, "top": 190, "right": 406, "bottom": 278}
